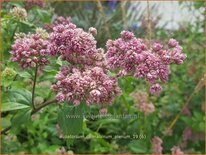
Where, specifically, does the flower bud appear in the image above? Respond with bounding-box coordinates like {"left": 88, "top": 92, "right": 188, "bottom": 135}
{"left": 10, "top": 7, "right": 27, "bottom": 21}
{"left": 89, "top": 27, "right": 97, "bottom": 36}
{"left": 99, "top": 108, "right": 107, "bottom": 115}
{"left": 168, "top": 38, "right": 178, "bottom": 48}
{"left": 2, "top": 67, "right": 16, "bottom": 80}
{"left": 150, "top": 83, "right": 162, "bottom": 95}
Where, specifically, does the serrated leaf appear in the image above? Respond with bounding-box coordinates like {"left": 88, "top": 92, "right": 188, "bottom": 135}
{"left": 58, "top": 103, "right": 84, "bottom": 147}
{"left": 57, "top": 103, "right": 84, "bottom": 136}
{"left": 2, "top": 89, "right": 32, "bottom": 112}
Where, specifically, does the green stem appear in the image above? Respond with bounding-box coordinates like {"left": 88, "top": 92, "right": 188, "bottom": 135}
{"left": 31, "top": 65, "right": 38, "bottom": 110}
{"left": 11, "top": 24, "right": 18, "bottom": 42}
{"left": 31, "top": 99, "right": 56, "bottom": 114}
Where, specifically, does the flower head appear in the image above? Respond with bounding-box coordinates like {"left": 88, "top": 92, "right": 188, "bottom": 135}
{"left": 35, "top": 28, "right": 49, "bottom": 39}
{"left": 152, "top": 42, "right": 163, "bottom": 52}
{"left": 131, "top": 91, "right": 155, "bottom": 115}
{"left": 106, "top": 31, "right": 186, "bottom": 94}
{"left": 44, "top": 16, "right": 72, "bottom": 31}
{"left": 151, "top": 136, "right": 163, "bottom": 154}
{"left": 150, "top": 83, "right": 162, "bottom": 95}
{"left": 11, "top": 33, "right": 49, "bottom": 69}
{"left": 171, "top": 146, "right": 184, "bottom": 154}
{"left": 2, "top": 67, "right": 17, "bottom": 80}
{"left": 168, "top": 38, "right": 178, "bottom": 47}
{"left": 99, "top": 108, "right": 108, "bottom": 115}
{"left": 51, "top": 66, "right": 121, "bottom": 106}
{"left": 47, "top": 22, "right": 105, "bottom": 68}
{"left": 10, "top": 7, "right": 27, "bottom": 21}
{"left": 89, "top": 27, "right": 97, "bottom": 36}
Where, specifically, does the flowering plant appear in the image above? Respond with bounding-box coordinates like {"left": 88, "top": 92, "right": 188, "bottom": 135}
{"left": 1, "top": 1, "right": 204, "bottom": 154}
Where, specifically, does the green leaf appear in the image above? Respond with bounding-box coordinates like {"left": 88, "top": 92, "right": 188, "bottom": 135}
{"left": 19, "top": 20, "right": 35, "bottom": 28}
{"left": 56, "top": 56, "right": 63, "bottom": 66}
{"left": 193, "top": 111, "right": 203, "bottom": 121}
{"left": 1, "top": 78, "right": 13, "bottom": 87}
{"left": 7, "top": 2, "right": 24, "bottom": 7}
{"left": 43, "top": 65, "right": 58, "bottom": 73}
{"left": 128, "top": 140, "right": 148, "bottom": 153}
{"left": 18, "top": 71, "right": 32, "bottom": 79}
{"left": 194, "top": 2, "right": 204, "bottom": 9}
{"left": 181, "top": 116, "right": 192, "bottom": 125}
{"left": 199, "top": 122, "right": 205, "bottom": 132}
{"left": 11, "top": 108, "right": 32, "bottom": 129}
{"left": 2, "top": 102, "right": 30, "bottom": 112}
{"left": 36, "top": 9, "right": 51, "bottom": 23}
{"left": 2, "top": 89, "right": 32, "bottom": 112}
{"left": 57, "top": 103, "right": 84, "bottom": 136}
{"left": 57, "top": 103, "right": 84, "bottom": 147}
{"left": 2, "top": 118, "right": 11, "bottom": 129}
{"left": 18, "top": 21, "right": 36, "bottom": 33}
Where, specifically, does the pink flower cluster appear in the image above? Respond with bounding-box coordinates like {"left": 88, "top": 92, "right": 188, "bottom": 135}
{"left": 24, "top": 0, "right": 44, "bottom": 10}
{"left": 151, "top": 136, "right": 185, "bottom": 154}
{"left": 51, "top": 66, "right": 121, "bottom": 106}
{"left": 171, "top": 146, "right": 184, "bottom": 154}
{"left": 47, "top": 22, "right": 105, "bottom": 68}
{"left": 45, "top": 16, "right": 72, "bottom": 31}
{"left": 106, "top": 31, "right": 186, "bottom": 94}
{"left": 151, "top": 136, "right": 163, "bottom": 154}
{"left": 131, "top": 91, "right": 155, "bottom": 115}
{"left": 183, "top": 127, "right": 204, "bottom": 141}
{"left": 11, "top": 33, "right": 49, "bottom": 69}
{"left": 10, "top": 16, "right": 186, "bottom": 110}
{"left": 47, "top": 20, "right": 120, "bottom": 109}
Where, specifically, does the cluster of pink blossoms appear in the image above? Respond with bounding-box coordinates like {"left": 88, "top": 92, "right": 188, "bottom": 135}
{"left": 44, "top": 16, "right": 72, "bottom": 31}
{"left": 51, "top": 66, "right": 121, "bottom": 106}
{"left": 151, "top": 136, "right": 185, "bottom": 154}
{"left": 47, "top": 19, "right": 120, "bottom": 109}
{"left": 131, "top": 91, "right": 155, "bottom": 115}
{"left": 47, "top": 22, "right": 105, "bottom": 68}
{"left": 11, "top": 33, "right": 49, "bottom": 69}
{"left": 106, "top": 31, "right": 186, "bottom": 94}
{"left": 171, "top": 146, "right": 184, "bottom": 154}
{"left": 10, "top": 15, "right": 186, "bottom": 111}
{"left": 151, "top": 136, "right": 163, "bottom": 154}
